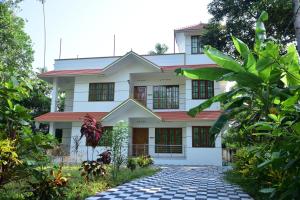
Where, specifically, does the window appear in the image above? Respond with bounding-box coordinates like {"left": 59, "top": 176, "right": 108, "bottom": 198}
{"left": 153, "top": 85, "right": 179, "bottom": 109}
{"left": 89, "top": 83, "right": 114, "bottom": 101}
{"left": 55, "top": 129, "right": 63, "bottom": 143}
{"left": 191, "top": 35, "right": 202, "bottom": 54}
{"left": 192, "top": 80, "right": 214, "bottom": 99}
{"left": 98, "top": 126, "right": 113, "bottom": 146}
{"left": 155, "top": 128, "right": 182, "bottom": 153}
{"left": 192, "top": 126, "right": 214, "bottom": 147}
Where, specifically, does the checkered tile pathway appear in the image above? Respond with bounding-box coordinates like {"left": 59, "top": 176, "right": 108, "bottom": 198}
{"left": 86, "top": 166, "right": 253, "bottom": 200}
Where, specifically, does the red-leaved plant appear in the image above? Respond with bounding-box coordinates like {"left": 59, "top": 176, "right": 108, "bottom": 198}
{"left": 80, "top": 114, "right": 103, "bottom": 148}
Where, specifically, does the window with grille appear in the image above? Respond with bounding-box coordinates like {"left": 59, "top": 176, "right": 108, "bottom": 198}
{"left": 88, "top": 83, "right": 114, "bottom": 101}
{"left": 192, "top": 80, "right": 214, "bottom": 99}
{"left": 191, "top": 35, "right": 202, "bottom": 54}
{"left": 155, "top": 128, "right": 182, "bottom": 153}
{"left": 192, "top": 126, "right": 214, "bottom": 147}
{"left": 153, "top": 85, "right": 179, "bottom": 109}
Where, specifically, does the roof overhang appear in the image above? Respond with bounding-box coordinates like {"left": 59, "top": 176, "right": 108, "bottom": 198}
{"left": 35, "top": 112, "right": 108, "bottom": 122}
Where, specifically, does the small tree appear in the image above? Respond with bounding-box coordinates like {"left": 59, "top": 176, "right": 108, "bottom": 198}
{"left": 148, "top": 43, "right": 168, "bottom": 55}
{"left": 110, "top": 121, "right": 128, "bottom": 180}
{"left": 80, "top": 114, "right": 103, "bottom": 161}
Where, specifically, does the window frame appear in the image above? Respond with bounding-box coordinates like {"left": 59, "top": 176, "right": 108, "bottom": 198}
{"left": 88, "top": 82, "right": 115, "bottom": 101}
{"left": 191, "top": 35, "right": 202, "bottom": 54}
{"left": 155, "top": 128, "right": 182, "bottom": 153}
{"left": 153, "top": 85, "right": 179, "bottom": 109}
{"left": 192, "top": 126, "right": 214, "bottom": 148}
{"left": 192, "top": 80, "right": 214, "bottom": 99}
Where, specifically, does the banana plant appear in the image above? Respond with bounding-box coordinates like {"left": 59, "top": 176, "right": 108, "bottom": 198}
{"left": 176, "top": 11, "right": 300, "bottom": 140}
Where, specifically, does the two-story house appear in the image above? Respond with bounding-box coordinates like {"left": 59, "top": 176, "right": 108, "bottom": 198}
{"left": 35, "top": 23, "right": 225, "bottom": 165}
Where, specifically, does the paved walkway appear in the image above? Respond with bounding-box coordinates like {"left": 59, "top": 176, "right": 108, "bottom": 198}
{"left": 86, "top": 166, "right": 253, "bottom": 200}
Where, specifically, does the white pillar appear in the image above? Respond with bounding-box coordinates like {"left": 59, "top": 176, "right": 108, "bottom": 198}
{"left": 148, "top": 128, "right": 155, "bottom": 156}
{"left": 51, "top": 77, "right": 58, "bottom": 112}
{"left": 49, "top": 122, "right": 55, "bottom": 135}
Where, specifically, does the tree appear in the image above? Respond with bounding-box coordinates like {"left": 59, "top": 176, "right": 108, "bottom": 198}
{"left": 177, "top": 11, "right": 300, "bottom": 199}
{"left": 202, "top": 0, "right": 295, "bottom": 54}
{"left": 293, "top": 0, "right": 300, "bottom": 53}
{"left": 148, "top": 43, "right": 168, "bottom": 55}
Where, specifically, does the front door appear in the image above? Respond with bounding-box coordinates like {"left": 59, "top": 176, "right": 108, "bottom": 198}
{"left": 134, "top": 86, "right": 147, "bottom": 106}
{"left": 132, "top": 128, "right": 149, "bottom": 156}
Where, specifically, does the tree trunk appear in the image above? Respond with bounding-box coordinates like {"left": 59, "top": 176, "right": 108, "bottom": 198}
{"left": 293, "top": 0, "right": 300, "bottom": 54}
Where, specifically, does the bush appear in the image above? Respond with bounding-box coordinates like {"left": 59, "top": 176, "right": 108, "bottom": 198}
{"left": 127, "top": 157, "right": 137, "bottom": 171}
{"left": 79, "top": 160, "right": 106, "bottom": 182}
{"left": 136, "top": 155, "right": 153, "bottom": 168}
{"left": 26, "top": 165, "right": 68, "bottom": 200}
{"left": 233, "top": 147, "right": 259, "bottom": 177}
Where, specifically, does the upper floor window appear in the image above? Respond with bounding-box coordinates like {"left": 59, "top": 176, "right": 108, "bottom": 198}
{"left": 89, "top": 83, "right": 114, "bottom": 101}
{"left": 153, "top": 85, "right": 179, "bottom": 109}
{"left": 191, "top": 35, "right": 202, "bottom": 54}
{"left": 192, "top": 80, "right": 214, "bottom": 99}
{"left": 192, "top": 126, "right": 214, "bottom": 147}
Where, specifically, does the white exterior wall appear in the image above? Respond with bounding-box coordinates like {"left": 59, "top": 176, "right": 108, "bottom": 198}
{"left": 175, "top": 32, "right": 186, "bottom": 53}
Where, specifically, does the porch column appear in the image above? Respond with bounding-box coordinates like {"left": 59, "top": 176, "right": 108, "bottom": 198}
{"left": 148, "top": 128, "right": 155, "bottom": 156}
{"left": 49, "top": 122, "right": 55, "bottom": 135}
{"left": 51, "top": 77, "right": 58, "bottom": 112}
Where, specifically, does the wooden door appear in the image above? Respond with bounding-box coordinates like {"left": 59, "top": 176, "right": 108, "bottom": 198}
{"left": 134, "top": 86, "right": 147, "bottom": 106}
{"left": 132, "top": 128, "right": 149, "bottom": 156}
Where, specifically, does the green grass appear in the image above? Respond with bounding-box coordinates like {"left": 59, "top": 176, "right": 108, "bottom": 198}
{"left": 223, "top": 170, "right": 269, "bottom": 200}
{"left": 0, "top": 165, "right": 159, "bottom": 200}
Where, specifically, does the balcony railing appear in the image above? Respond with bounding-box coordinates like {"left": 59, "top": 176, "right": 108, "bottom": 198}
{"left": 130, "top": 144, "right": 186, "bottom": 158}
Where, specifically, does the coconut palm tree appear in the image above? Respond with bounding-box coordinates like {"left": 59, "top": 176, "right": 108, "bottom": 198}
{"left": 148, "top": 43, "right": 168, "bottom": 55}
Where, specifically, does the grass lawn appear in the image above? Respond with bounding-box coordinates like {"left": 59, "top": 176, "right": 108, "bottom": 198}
{"left": 0, "top": 165, "right": 159, "bottom": 200}
{"left": 223, "top": 170, "right": 269, "bottom": 200}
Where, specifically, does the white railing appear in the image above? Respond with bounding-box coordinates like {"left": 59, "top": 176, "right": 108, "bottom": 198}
{"left": 129, "top": 144, "right": 186, "bottom": 158}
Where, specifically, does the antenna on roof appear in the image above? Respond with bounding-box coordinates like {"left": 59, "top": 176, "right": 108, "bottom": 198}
{"left": 59, "top": 38, "right": 62, "bottom": 59}
{"left": 113, "top": 34, "right": 116, "bottom": 56}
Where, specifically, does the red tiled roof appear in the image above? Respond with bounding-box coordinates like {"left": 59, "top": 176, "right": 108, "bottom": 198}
{"left": 175, "top": 23, "right": 207, "bottom": 31}
{"left": 161, "top": 64, "right": 217, "bottom": 71}
{"left": 38, "top": 69, "right": 102, "bottom": 77}
{"left": 39, "top": 64, "right": 217, "bottom": 77}
{"left": 35, "top": 112, "right": 108, "bottom": 122}
{"left": 157, "top": 111, "right": 221, "bottom": 121}
{"left": 35, "top": 111, "right": 221, "bottom": 122}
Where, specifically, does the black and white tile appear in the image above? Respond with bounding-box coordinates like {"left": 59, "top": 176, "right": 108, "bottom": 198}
{"left": 86, "top": 166, "right": 253, "bottom": 200}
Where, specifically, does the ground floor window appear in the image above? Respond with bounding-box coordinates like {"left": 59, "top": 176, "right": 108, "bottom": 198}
{"left": 192, "top": 126, "right": 214, "bottom": 147}
{"left": 155, "top": 128, "right": 182, "bottom": 153}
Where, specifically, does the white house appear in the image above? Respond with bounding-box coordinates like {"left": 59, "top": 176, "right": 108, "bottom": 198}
{"left": 35, "top": 23, "right": 225, "bottom": 166}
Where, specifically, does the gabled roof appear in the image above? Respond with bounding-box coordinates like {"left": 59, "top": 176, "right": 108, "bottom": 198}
{"left": 38, "top": 64, "right": 218, "bottom": 78}
{"left": 175, "top": 23, "right": 207, "bottom": 32}
{"left": 35, "top": 110, "right": 221, "bottom": 122}
{"left": 101, "top": 51, "right": 161, "bottom": 74}
{"left": 101, "top": 98, "right": 162, "bottom": 122}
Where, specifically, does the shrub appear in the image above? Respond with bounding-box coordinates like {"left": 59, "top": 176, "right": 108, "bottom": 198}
{"left": 79, "top": 160, "right": 106, "bottom": 182}
{"left": 26, "top": 165, "right": 68, "bottom": 200}
{"left": 233, "top": 147, "right": 259, "bottom": 177}
{"left": 97, "top": 150, "right": 111, "bottom": 164}
{"left": 137, "top": 155, "right": 153, "bottom": 168}
{"left": 127, "top": 157, "right": 137, "bottom": 171}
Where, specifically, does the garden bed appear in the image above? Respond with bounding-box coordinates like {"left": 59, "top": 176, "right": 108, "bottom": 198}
{"left": 0, "top": 165, "right": 159, "bottom": 200}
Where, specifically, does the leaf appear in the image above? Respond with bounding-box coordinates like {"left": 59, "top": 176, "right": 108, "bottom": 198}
{"left": 260, "top": 188, "right": 275, "bottom": 194}
{"left": 220, "top": 71, "right": 263, "bottom": 88}
{"left": 204, "top": 46, "right": 245, "bottom": 73}
{"left": 268, "top": 114, "right": 279, "bottom": 122}
{"left": 282, "top": 94, "right": 298, "bottom": 107}
{"left": 257, "top": 159, "right": 272, "bottom": 168}
{"left": 292, "top": 122, "right": 300, "bottom": 134}
{"left": 176, "top": 67, "right": 232, "bottom": 81}
{"left": 7, "top": 99, "right": 13, "bottom": 109}
{"left": 232, "top": 35, "right": 250, "bottom": 60}
{"left": 255, "top": 11, "right": 268, "bottom": 51}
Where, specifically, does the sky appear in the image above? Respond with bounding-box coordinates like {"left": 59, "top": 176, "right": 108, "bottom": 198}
{"left": 17, "top": 0, "right": 212, "bottom": 70}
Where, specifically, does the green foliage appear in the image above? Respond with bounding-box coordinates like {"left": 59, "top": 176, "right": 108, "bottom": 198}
{"left": 127, "top": 157, "right": 137, "bottom": 171}
{"left": 26, "top": 165, "right": 68, "bottom": 200}
{"left": 136, "top": 155, "right": 154, "bottom": 168}
{"left": 177, "top": 11, "right": 300, "bottom": 199}
{"left": 79, "top": 161, "right": 106, "bottom": 182}
{"left": 148, "top": 43, "right": 168, "bottom": 55}
{"left": 203, "top": 0, "right": 294, "bottom": 55}
{"left": 0, "top": 139, "right": 22, "bottom": 186}
{"left": 110, "top": 121, "right": 128, "bottom": 180}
